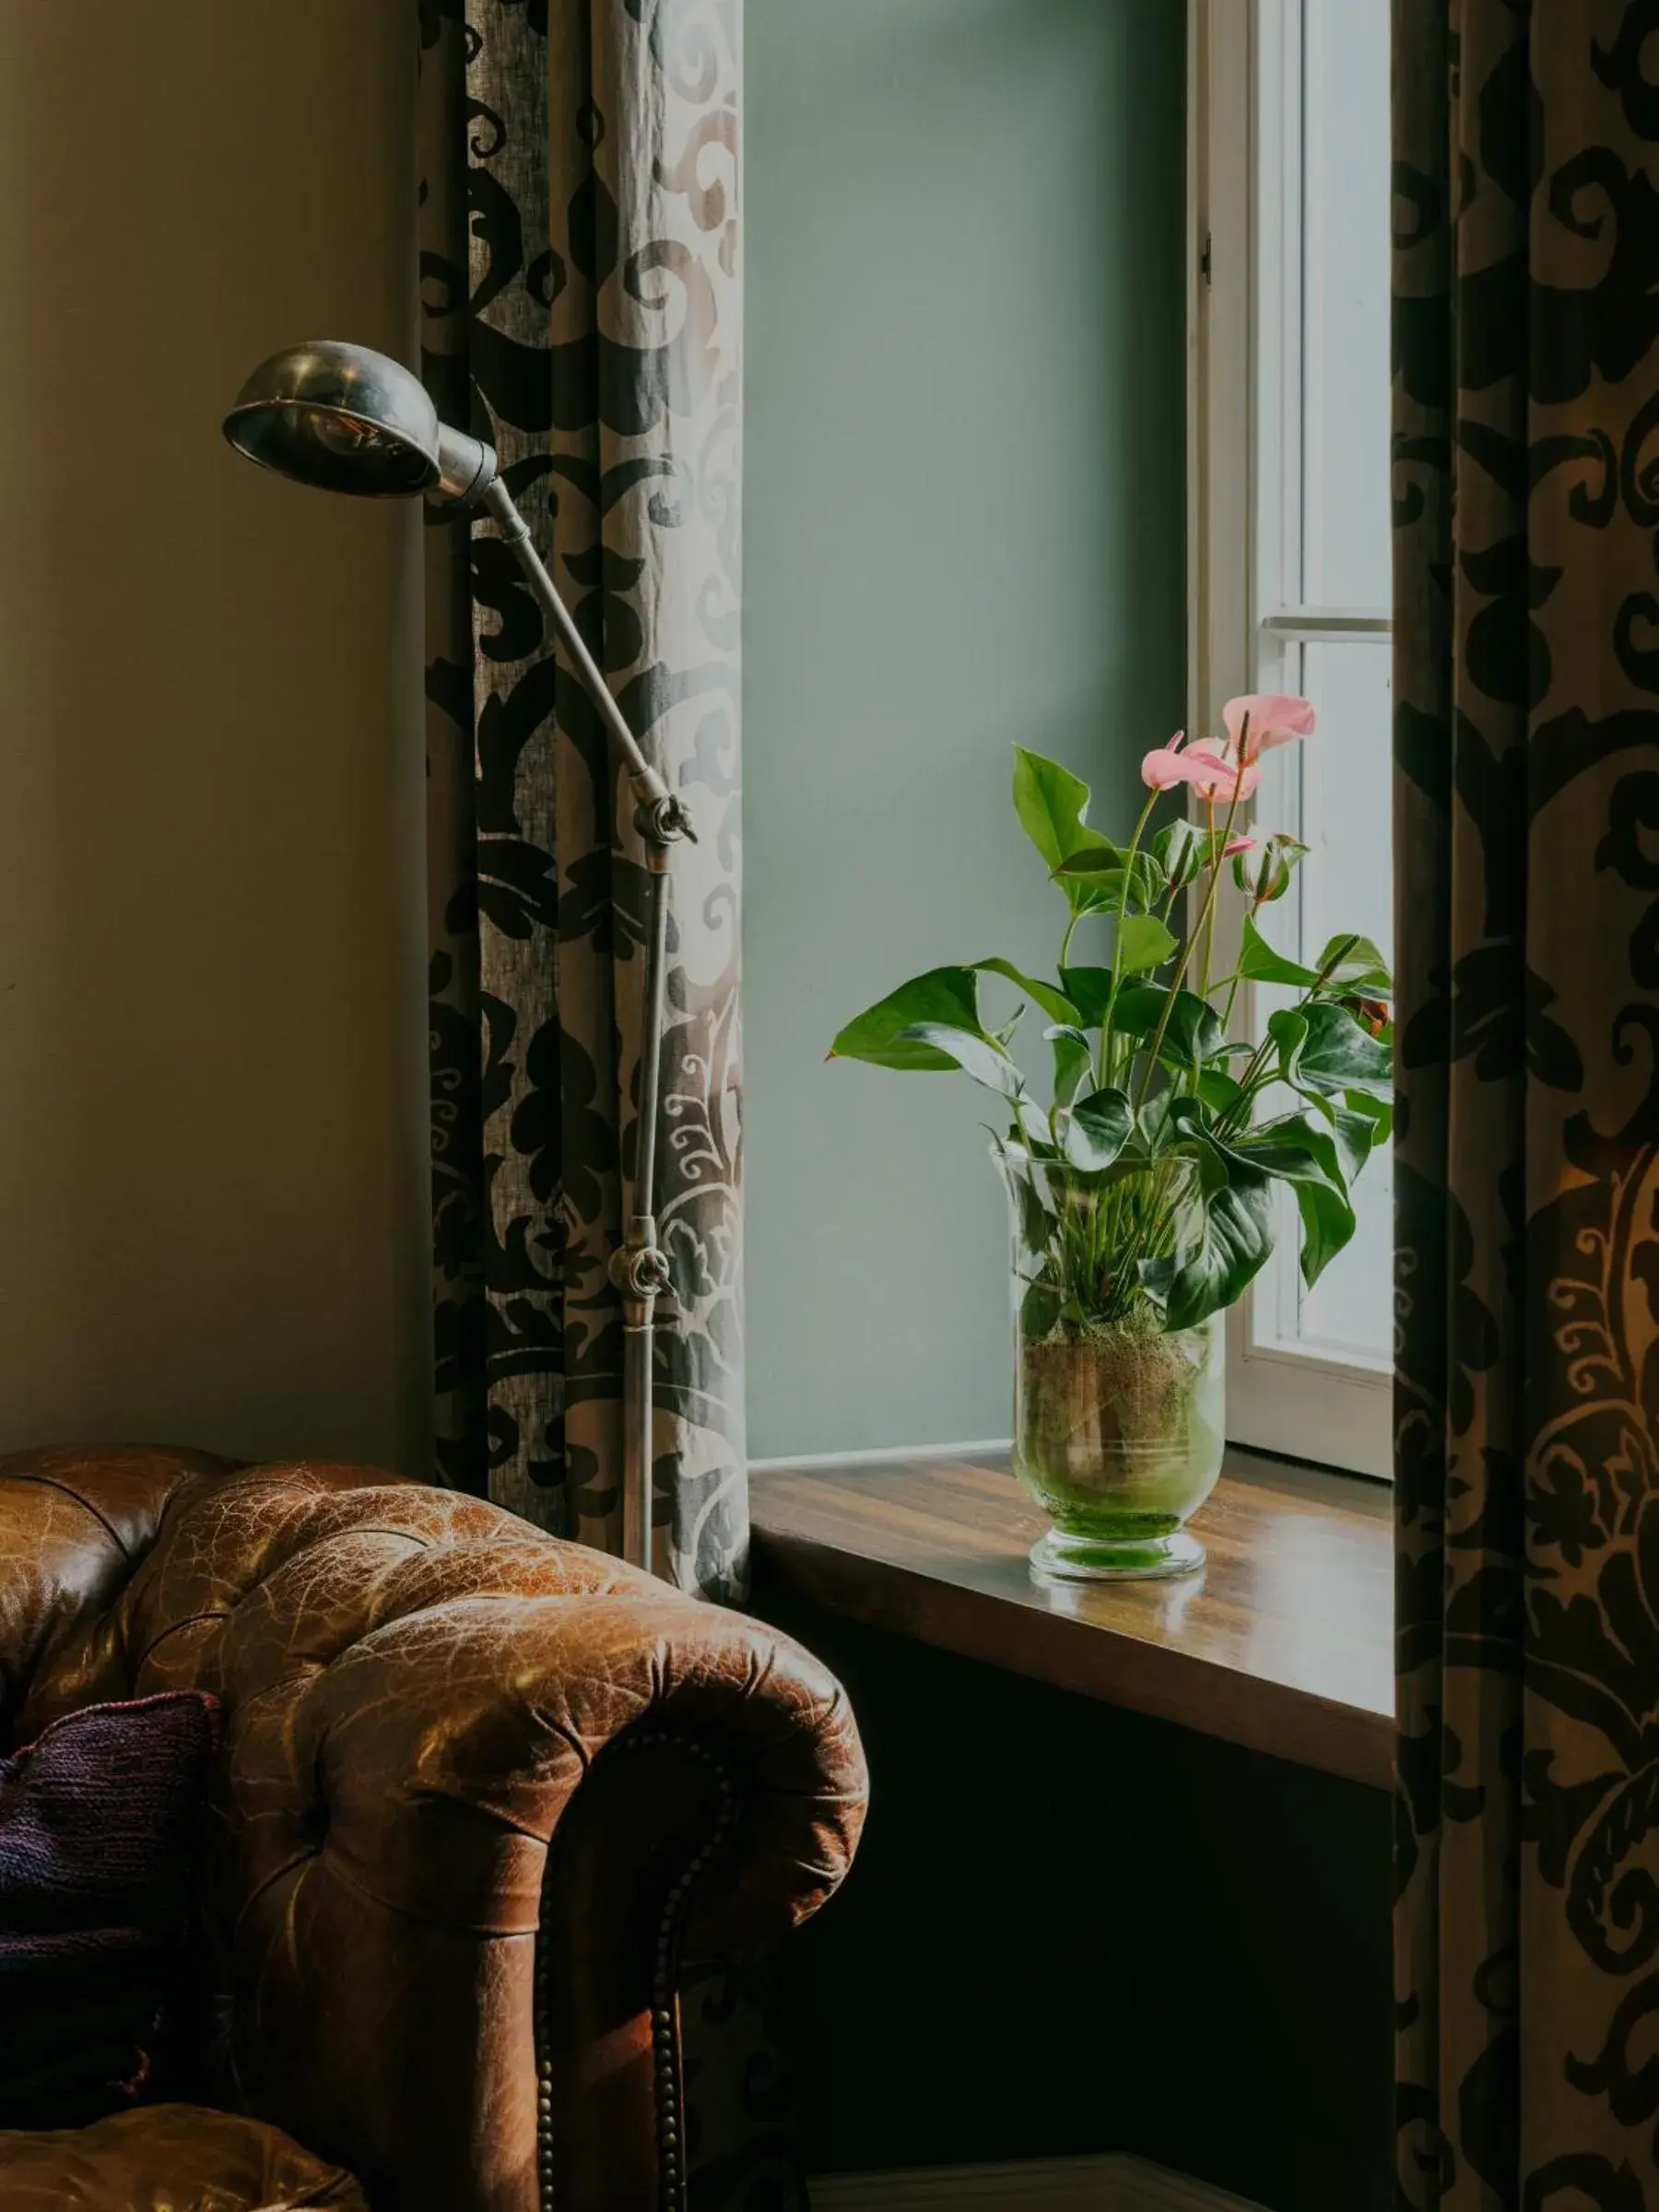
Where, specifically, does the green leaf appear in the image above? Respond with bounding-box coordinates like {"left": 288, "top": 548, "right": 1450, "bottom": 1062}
{"left": 1196, "top": 1066, "right": 1244, "bottom": 1115}
{"left": 998, "top": 1155, "right": 1057, "bottom": 1257}
{"left": 1053, "top": 850, "right": 1170, "bottom": 912}
{"left": 830, "top": 968, "right": 985, "bottom": 1070}
{"left": 1153, "top": 819, "right": 1232, "bottom": 893}
{"left": 1268, "top": 1006, "right": 1310, "bottom": 1088}
{"left": 1020, "top": 1281, "right": 1063, "bottom": 1339}
{"left": 1290, "top": 1179, "right": 1357, "bottom": 1284}
{"left": 1285, "top": 1100, "right": 1380, "bottom": 1186}
{"left": 1112, "top": 983, "right": 1228, "bottom": 1065}
{"left": 1046, "top": 1024, "right": 1094, "bottom": 1109}
{"left": 1159, "top": 1100, "right": 1352, "bottom": 1320}
{"left": 1250, "top": 1111, "right": 1347, "bottom": 1187}
{"left": 973, "top": 958, "right": 1080, "bottom": 1028}
{"left": 1270, "top": 1003, "right": 1392, "bottom": 1119}
{"left": 1238, "top": 912, "right": 1321, "bottom": 990}
{"left": 1012, "top": 748, "right": 1113, "bottom": 912}
{"left": 1237, "top": 917, "right": 1395, "bottom": 999}
{"left": 1161, "top": 1143, "right": 1275, "bottom": 1331}
{"left": 1329, "top": 1101, "right": 1384, "bottom": 1184}
{"left": 1136, "top": 1095, "right": 1171, "bottom": 1151}
{"left": 1011, "top": 747, "right": 1103, "bottom": 867}
{"left": 1232, "top": 833, "right": 1309, "bottom": 905}
{"left": 1058, "top": 966, "right": 1116, "bottom": 1026}
{"left": 1018, "top": 1101, "right": 1056, "bottom": 1149}
{"left": 1181, "top": 1101, "right": 1326, "bottom": 1189}
{"left": 1294, "top": 1002, "right": 1393, "bottom": 1095}
{"left": 1136, "top": 1252, "right": 1179, "bottom": 1301}
{"left": 1345, "top": 1088, "right": 1394, "bottom": 1147}
{"left": 1313, "top": 933, "right": 1393, "bottom": 994}
{"left": 1064, "top": 1086, "right": 1134, "bottom": 1171}
{"left": 1225, "top": 1114, "right": 1357, "bottom": 1287}
{"left": 900, "top": 1021, "right": 1024, "bottom": 1100}
{"left": 1114, "top": 913, "right": 1179, "bottom": 976}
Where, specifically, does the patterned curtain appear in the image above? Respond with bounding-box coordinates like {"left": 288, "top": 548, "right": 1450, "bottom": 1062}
{"left": 1394, "top": 3, "right": 1659, "bottom": 2204}
{"left": 418, "top": 0, "right": 747, "bottom": 1601}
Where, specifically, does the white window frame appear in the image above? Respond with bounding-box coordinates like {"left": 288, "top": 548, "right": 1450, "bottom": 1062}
{"left": 1187, "top": 0, "right": 1393, "bottom": 1479}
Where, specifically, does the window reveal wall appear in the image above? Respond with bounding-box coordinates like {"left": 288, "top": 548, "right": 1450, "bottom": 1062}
{"left": 744, "top": 0, "right": 1188, "bottom": 1460}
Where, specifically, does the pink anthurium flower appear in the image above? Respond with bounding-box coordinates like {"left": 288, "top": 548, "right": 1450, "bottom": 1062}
{"left": 1224, "top": 835, "right": 1256, "bottom": 857}
{"left": 1181, "top": 737, "right": 1262, "bottom": 801}
{"left": 1139, "top": 732, "right": 1191, "bottom": 790}
{"left": 1139, "top": 733, "right": 1262, "bottom": 801}
{"left": 1221, "top": 693, "right": 1316, "bottom": 764}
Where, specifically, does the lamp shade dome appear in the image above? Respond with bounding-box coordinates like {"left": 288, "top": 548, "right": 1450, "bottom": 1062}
{"left": 222, "top": 341, "right": 441, "bottom": 498}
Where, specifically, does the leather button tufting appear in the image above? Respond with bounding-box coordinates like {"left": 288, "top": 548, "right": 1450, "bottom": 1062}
{"left": 0, "top": 1446, "right": 867, "bottom": 2212}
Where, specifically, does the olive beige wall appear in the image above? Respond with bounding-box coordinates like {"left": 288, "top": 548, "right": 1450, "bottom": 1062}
{"left": 0, "top": 6, "right": 431, "bottom": 1469}
{"left": 0, "top": 1, "right": 1185, "bottom": 1477}
{"left": 744, "top": 0, "right": 1188, "bottom": 1459}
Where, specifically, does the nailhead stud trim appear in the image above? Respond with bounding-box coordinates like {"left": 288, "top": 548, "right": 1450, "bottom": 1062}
{"left": 534, "top": 1731, "right": 738, "bottom": 2212}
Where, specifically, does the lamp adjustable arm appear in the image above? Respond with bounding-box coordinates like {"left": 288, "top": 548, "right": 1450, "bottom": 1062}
{"left": 481, "top": 480, "right": 695, "bottom": 853}
{"left": 480, "top": 476, "right": 692, "bottom": 1578}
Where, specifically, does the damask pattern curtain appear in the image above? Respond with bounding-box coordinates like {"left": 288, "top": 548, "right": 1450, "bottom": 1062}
{"left": 1394, "top": 3, "right": 1659, "bottom": 2202}
{"left": 418, "top": 0, "right": 747, "bottom": 1600}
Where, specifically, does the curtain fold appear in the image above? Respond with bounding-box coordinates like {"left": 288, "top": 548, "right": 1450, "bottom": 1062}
{"left": 419, "top": 12, "right": 786, "bottom": 2202}
{"left": 418, "top": 0, "right": 747, "bottom": 1602}
{"left": 1393, "top": 2, "right": 1659, "bottom": 2203}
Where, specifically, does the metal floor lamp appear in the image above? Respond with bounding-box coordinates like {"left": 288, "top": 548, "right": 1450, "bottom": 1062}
{"left": 224, "top": 339, "right": 691, "bottom": 1574}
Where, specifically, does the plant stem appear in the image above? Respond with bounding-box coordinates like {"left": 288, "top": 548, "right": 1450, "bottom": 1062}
{"left": 1198, "top": 798, "right": 1217, "bottom": 995}
{"left": 1218, "top": 896, "right": 1265, "bottom": 1032}
{"left": 1097, "top": 790, "right": 1159, "bottom": 1088}
{"left": 1216, "top": 1034, "right": 1276, "bottom": 1135}
{"left": 1135, "top": 777, "right": 1245, "bottom": 1112}
{"left": 1199, "top": 714, "right": 1254, "bottom": 1006}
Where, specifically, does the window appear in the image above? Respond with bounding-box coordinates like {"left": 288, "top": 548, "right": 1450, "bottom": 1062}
{"left": 1188, "top": 0, "right": 1394, "bottom": 1477}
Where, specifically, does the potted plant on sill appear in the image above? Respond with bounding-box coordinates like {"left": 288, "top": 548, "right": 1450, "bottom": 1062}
{"left": 829, "top": 697, "right": 1393, "bottom": 1585}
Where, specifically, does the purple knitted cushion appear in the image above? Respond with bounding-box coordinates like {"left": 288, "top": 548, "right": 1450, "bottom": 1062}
{"left": 0, "top": 1691, "right": 218, "bottom": 2128}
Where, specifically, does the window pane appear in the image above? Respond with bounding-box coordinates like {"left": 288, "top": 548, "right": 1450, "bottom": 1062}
{"left": 1225, "top": 0, "right": 1394, "bottom": 1472}
{"left": 1298, "top": 637, "right": 1392, "bottom": 965}
{"left": 1295, "top": 638, "right": 1392, "bottom": 1363}
{"left": 1300, "top": 0, "right": 1392, "bottom": 610}
{"left": 1250, "top": 640, "right": 1392, "bottom": 1372}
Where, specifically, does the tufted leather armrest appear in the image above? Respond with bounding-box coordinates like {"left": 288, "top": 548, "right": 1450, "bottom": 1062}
{"left": 0, "top": 1447, "right": 867, "bottom": 2212}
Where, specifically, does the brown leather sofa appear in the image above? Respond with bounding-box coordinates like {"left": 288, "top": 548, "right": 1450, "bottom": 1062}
{"left": 0, "top": 1445, "right": 866, "bottom": 2212}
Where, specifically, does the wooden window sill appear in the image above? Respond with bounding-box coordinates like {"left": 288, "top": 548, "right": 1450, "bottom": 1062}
{"left": 748, "top": 1447, "right": 1393, "bottom": 1790}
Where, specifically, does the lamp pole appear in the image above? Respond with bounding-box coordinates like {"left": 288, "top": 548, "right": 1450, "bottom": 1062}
{"left": 222, "top": 344, "right": 683, "bottom": 1573}
{"left": 481, "top": 478, "right": 693, "bottom": 1575}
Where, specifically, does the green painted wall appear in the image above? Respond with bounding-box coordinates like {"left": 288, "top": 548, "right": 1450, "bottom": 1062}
{"left": 744, "top": 0, "right": 1188, "bottom": 1458}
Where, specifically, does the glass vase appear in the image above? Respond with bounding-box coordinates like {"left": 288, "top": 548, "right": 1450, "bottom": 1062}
{"left": 995, "top": 1145, "right": 1224, "bottom": 1583}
